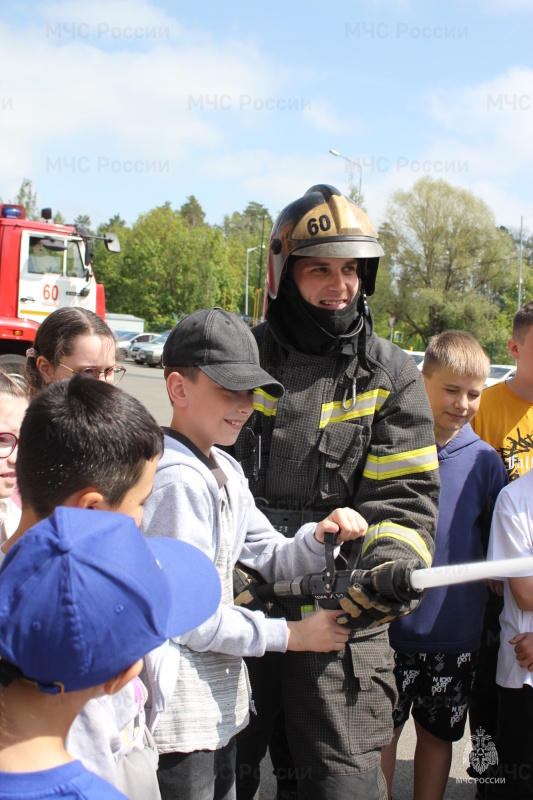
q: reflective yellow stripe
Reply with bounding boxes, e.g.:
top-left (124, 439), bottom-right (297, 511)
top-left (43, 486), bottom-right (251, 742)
top-left (253, 389), bottom-right (278, 417)
top-left (362, 522), bottom-right (432, 567)
top-left (319, 389), bottom-right (390, 429)
top-left (363, 445), bottom-right (438, 480)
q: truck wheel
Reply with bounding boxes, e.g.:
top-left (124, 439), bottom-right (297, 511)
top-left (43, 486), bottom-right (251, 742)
top-left (0, 354), bottom-right (27, 381)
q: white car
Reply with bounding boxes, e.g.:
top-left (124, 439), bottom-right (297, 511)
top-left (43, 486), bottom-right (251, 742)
top-left (116, 332), bottom-right (159, 360)
top-left (484, 364), bottom-right (516, 388)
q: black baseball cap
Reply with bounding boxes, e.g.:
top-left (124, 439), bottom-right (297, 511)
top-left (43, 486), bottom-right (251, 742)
top-left (163, 309), bottom-right (284, 398)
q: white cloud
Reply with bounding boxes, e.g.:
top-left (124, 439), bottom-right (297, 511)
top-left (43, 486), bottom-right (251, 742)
top-left (39, 0), bottom-right (180, 36)
top-left (0, 0), bottom-right (359, 206)
top-left (364, 66), bottom-right (533, 227)
top-left (429, 67), bottom-right (533, 168)
top-left (0, 1), bottom-right (288, 194)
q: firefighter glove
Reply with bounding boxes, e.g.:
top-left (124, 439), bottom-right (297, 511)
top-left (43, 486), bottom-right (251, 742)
top-left (336, 560), bottom-right (424, 630)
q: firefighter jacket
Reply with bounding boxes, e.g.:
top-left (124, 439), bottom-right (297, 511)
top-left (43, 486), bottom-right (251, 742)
top-left (233, 325), bottom-right (440, 573)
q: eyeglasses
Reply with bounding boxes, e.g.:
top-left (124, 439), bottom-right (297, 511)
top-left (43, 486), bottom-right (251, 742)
top-left (59, 364), bottom-right (126, 385)
top-left (0, 432), bottom-right (18, 460)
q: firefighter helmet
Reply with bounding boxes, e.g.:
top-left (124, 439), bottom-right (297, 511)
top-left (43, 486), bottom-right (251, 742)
top-left (267, 184), bottom-right (384, 299)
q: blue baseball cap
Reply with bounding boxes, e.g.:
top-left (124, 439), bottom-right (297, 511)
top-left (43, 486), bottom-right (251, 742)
top-left (0, 507), bottom-right (221, 694)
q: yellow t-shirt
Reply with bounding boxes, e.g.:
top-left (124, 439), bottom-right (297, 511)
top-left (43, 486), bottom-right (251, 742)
top-left (471, 380), bottom-right (533, 480)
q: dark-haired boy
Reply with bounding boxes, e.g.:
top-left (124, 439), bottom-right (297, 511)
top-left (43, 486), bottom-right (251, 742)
top-left (1, 376), bottom-right (165, 798)
top-left (141, 308), bottom-right (368, 800)
top-left (0, 506), bottom-right (221, 800)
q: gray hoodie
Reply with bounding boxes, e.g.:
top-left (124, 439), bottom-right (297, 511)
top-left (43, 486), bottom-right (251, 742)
top-left (141, 434), bottom-right (329, 750)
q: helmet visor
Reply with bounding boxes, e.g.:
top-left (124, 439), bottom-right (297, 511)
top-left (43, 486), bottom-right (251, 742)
top-left (291, 239), bottom-right (384, 260)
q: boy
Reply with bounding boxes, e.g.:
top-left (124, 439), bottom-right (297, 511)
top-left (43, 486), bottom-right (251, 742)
top-left (0, 506), bottom-right (221, 799)
top-left (1, 376), bottom-right (165, 797)
top-left (470, 300), bottom-right (533, 794)
top-left (486, 471), bottom-right (533, 799)
top-left (141, 308), bottom-right (368, 800)
top-left (381, 331), bottom-right (507, 800)
top-left (472, 301), bottom-right (533, 480)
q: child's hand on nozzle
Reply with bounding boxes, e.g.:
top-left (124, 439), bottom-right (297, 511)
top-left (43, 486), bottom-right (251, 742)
top-left (286, 608), bottom-right (350, 653)
top-left (314, 507), bottom-right (368, 544)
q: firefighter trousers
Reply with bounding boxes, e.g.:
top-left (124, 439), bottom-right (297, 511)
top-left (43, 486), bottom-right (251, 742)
top-left (236, 630), bottom-right (396, 800)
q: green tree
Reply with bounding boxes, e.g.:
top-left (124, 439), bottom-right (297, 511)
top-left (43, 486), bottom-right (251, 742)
top-left (96, 214), bottom-right (128, 238)
top-left (180, 195), bottom-right (206, 228)
top-left (222, 202), bottom-right (272, 315)
top-left (381, 177), bottom-right (517, 359)
top-left (74, 214), bottom-right (93, 234)
top-left (15, 178), bottom-right (39, 220)
top-left (95, 206), bottom-right (232, 330)
top-left (367, 222), bottom-right (398, 340)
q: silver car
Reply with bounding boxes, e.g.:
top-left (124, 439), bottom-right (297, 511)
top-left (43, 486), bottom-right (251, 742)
top-left (136, 331), bottom-right (171, 367)
top-left (117, 332), bottom-right (159, 360)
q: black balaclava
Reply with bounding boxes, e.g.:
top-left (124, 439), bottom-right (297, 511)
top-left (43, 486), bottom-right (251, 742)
top-left (266, 259), bottom-right (371, 360)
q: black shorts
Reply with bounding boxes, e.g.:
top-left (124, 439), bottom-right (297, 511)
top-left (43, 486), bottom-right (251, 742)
top-left (393, 650), bottom-right (477, 742)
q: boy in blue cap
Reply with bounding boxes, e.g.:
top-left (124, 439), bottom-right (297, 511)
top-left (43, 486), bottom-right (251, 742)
top-left (1, 376), bottom-right (192, 798)
top-left (0, 506), bottom-right (220, 799)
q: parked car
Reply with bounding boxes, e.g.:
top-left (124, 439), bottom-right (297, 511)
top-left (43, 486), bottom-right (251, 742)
top-left (484, 364), bottom-right (516, 388)
top-left (136, 331), bottom-right (171, 367)
top-left (131, 333), bottom-right (164, 361)
top-left (117, 332), bottom-right (159, 360)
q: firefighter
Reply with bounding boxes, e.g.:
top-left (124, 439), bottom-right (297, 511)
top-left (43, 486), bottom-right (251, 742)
top-left (234, 185), bottom-right (440, 800)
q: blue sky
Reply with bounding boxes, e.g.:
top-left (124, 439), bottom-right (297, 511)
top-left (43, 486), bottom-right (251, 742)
top-left (1, 0), bottom-right (532, 235)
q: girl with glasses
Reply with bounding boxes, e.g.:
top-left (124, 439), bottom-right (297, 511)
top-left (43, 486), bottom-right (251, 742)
top-left (25, 307), bottom-right (126, 397)
top-left (0, 369), bottom-right (28, 545)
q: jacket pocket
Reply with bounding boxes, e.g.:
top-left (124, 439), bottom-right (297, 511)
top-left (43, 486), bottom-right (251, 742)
top-left (318, 421), bottom-right (370, 502)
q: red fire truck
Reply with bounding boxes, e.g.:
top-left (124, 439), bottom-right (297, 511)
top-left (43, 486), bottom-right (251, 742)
top-left (0, 204), bottom-right (120, 373)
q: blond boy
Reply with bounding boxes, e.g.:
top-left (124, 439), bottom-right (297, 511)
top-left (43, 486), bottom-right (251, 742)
top-left (382, 331), bottom-right (507, 800)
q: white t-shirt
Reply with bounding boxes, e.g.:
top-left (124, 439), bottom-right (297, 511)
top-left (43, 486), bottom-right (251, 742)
top-left (488, 469), bottom-right (533, 689)
top-left (0, 497), bottom-right (21, 546)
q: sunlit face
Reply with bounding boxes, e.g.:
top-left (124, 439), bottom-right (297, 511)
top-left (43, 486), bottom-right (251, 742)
top-left (102, 456), bottom-right (159, 528)
top-left (292, 256), bottom-right (360, 310)
top-left (0, 395), bottom-right (28, 499)
top-left (509, 327), bottom-right (533, 384)
top-left (423, 366), bottom-right (484, 446)
top-left (39, 335), bottom-right (117, 384)
top-left (180, 371), bottom-right (254, 457)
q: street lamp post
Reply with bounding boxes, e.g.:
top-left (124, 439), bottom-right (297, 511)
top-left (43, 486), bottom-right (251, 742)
top-left (518, 215), bottom-right (524, 312)
top-left (246, 245), bottom-right (265, 317)
top-left (329, 149), bottom-right (362, 204)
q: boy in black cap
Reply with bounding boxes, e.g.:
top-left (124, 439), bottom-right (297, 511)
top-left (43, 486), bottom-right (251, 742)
top-left (0, 506), bottom-right (221, 800)
top-left (141, 308), bottom-right (368, 800)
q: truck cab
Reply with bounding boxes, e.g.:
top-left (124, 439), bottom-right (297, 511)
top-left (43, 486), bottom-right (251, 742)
top-left (0, 204), bottom-right (119, 374)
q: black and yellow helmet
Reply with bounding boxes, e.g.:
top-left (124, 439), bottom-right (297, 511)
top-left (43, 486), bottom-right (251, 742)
top-left (267, 184), bottom-right (384, 299)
